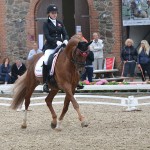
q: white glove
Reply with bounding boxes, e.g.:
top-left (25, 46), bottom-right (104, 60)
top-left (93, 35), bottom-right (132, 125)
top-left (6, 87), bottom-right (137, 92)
top-left (56, 41), bottom-right (62, 46)
top-left (63, 40), bottom-right (68, 46)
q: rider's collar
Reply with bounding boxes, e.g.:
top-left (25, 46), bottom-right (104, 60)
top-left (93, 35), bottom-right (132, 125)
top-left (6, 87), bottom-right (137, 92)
top-left (49, 17), bottom-right (56, 26)
top-left (49, 17), bottom-right (56, 21)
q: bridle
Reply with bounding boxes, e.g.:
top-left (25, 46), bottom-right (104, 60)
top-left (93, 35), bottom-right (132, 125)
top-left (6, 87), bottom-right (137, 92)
top-left (71, 46), bottom-right (89, 68)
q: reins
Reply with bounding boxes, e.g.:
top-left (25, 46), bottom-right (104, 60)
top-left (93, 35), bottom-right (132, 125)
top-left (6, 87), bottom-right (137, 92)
top-left (71, 46), bottom-right (89, 68)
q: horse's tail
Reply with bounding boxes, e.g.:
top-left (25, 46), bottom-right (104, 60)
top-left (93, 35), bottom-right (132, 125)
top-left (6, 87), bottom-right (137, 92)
top-left (10, 71), bottom-right (28, 110)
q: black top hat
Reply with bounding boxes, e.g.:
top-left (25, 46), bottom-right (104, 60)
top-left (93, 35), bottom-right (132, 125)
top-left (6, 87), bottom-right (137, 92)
top-left (47, 4), bottom-right (58, 14)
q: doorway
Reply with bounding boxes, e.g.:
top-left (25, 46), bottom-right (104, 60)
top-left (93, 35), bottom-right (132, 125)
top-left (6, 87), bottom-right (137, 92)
top-left (62, 0), bottom-right (75, 38)
top-left (36, 0), bottom-right (90, 42)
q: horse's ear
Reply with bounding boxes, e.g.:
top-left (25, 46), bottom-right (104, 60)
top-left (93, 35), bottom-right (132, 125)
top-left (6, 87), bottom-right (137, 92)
top-left (77, 41), bottom-right (87, 49)
top-left (86, 41), bottom-right (93, 47)
top-left (77, 41), bottom-right (92, 51)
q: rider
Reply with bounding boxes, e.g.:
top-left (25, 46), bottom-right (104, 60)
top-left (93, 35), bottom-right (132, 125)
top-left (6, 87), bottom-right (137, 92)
top-left (43, 4), bottom-right (69, 92)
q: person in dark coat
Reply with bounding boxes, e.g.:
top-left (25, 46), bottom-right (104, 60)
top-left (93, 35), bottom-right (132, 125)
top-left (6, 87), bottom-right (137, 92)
top-left (82, 51), bottom-right (94, 82)
top-left (0, 57), bottom-right (11, 84)
top-left (42, 4), bottom-right (69, 92)
top-left (137, 40), bottom-right (150, 81)
top-left (11, 60), bottom-right (26, 83)
top-left (121, 38), bottom-right (138, 82)
top-left (43, 4), bottom-right (69, 62)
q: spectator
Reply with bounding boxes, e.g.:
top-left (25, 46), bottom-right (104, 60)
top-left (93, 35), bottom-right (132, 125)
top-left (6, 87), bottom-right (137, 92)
top-left (76, 31), bottom-right (88, 43)
top-left (82, 50), bottom-right (94, 82)
top-left (137, 40), bottom-right (150, 81)
top-left (11, 60), bottom-right (26, 83)
top-left (27, 42), bottom-right (43, 60)
top-left (121, 38), bottom-right (138, 82)
top-left (0, 57), bottom-right (11, 84)
top-left (90, 32), bottom-right (104, 70)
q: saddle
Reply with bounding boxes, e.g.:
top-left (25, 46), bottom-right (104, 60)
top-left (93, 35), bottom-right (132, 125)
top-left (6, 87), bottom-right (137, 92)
top-left (43, 44), bottom-right (65, 82)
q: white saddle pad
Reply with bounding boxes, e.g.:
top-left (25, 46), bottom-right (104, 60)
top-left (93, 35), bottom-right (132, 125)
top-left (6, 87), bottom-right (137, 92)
top-left (34, 56), bottom-right (44, 77)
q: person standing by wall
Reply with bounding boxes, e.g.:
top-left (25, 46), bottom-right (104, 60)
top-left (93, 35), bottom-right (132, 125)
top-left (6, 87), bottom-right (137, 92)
top-left (82, 50), bottom-right (94, 82)
top-left (27, 42), bottom-right (43, 60)
top-left (121, 38), bottom-right (138, 82)
top-left (90, 32), bottom-right (104, 70)
top-left (137, 40), bottom-right (150, 81)
top-left (76, 31), bottom-right (88, 43)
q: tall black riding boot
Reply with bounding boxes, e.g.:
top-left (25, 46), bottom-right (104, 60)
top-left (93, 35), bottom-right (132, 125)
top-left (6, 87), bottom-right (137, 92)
top-left (42, 62), bottom-right (49, 93)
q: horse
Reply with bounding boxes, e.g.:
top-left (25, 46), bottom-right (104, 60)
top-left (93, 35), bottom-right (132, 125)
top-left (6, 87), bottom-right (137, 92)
top-left (130, 1), bottom-right (148, 18)
top-left (10, 35), bottom-right (92, 131)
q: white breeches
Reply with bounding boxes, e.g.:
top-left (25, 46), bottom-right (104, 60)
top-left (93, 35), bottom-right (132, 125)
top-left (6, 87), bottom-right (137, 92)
top-left (43, 48), bottom-right (56, 65)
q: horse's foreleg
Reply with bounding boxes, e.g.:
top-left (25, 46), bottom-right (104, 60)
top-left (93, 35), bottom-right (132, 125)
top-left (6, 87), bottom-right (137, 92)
top-left (71, 96), bottom-right (88, 127)
top-left (59, 97), bottom-right (70, 120)
top-left (45, 89), bottom-right (59, 129)
top-left (65, 90), bottom-right (88, 128)
top-left (55, 97), bottom-right (70, 131)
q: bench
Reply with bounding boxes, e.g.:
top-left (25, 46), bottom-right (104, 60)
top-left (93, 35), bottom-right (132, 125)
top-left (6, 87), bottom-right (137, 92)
top-left (93, 69), bottom-right (119, 78)
top-left (93, 57), bottom-right (119, 78)
top-left (93, 76), bottom-right (130, 82)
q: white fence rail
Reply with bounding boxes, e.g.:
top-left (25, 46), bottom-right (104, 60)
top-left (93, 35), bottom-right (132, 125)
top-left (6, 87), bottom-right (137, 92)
top-left (1, 95), bottom-right (150, 111)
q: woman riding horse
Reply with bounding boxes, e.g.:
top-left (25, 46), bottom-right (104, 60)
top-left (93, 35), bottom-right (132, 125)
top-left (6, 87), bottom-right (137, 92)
top-left (10, 35), bottom-right (92, 131)
top-left (42, 4), bottom-right (69, 92)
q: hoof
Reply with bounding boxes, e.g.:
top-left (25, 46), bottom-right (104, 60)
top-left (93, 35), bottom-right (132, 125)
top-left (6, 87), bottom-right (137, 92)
top-left (51, 122), bottom-right (57, 129)
top-left (21, 124), bottom-right (27, 129)
top-left (81, 121), bottom-right (88, 128)
top-left (55, 127), bottom-right (62, 132)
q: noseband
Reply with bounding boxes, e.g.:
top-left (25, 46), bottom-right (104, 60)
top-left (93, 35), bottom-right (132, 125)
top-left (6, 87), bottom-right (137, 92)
top-left (71, 46), bottom-right (89, 68)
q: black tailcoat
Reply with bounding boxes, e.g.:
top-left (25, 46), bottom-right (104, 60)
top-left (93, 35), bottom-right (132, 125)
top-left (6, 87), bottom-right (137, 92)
top-left (43, 19), bottom-right (69, 50)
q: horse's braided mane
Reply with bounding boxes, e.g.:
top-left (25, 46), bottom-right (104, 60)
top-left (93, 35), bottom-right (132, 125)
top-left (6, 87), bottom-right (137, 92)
top-left (65, 34), bottom-right (82, 50)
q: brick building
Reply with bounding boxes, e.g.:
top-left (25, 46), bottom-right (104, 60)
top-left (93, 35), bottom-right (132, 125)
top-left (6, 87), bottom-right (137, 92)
top-left (0, 0), bottom-right (122, 67)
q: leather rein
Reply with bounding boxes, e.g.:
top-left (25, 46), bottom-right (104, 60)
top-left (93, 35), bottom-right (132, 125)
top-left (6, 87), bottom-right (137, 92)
top-left (71, 46), bottom-right (89, 68)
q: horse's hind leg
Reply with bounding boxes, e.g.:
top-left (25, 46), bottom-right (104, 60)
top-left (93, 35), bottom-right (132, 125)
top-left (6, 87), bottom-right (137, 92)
top-left (21, 83), bottom-right (38, 129)
top-left (58, 88), bottom-right (88, 129)
top-left (45, 89), bottom-right (59, 129)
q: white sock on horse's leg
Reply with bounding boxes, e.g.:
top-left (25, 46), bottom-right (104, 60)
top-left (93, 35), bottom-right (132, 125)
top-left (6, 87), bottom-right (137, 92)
top-left (17, 101), bottom-right (25, 111)
top-left (55, 120), bottom-right (62, 131)
top-left (21, 110), bottom-right (27, 128)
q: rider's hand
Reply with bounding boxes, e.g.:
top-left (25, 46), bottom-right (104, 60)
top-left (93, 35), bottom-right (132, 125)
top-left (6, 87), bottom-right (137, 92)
top-left (56, 41), bottom-right (62, 46)
top-left (63, 40), bottom-right (68, 46)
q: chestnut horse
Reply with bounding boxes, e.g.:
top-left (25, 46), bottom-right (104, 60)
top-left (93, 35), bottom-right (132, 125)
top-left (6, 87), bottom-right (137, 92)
top-left (10, 35), bottom-right (92, 131)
